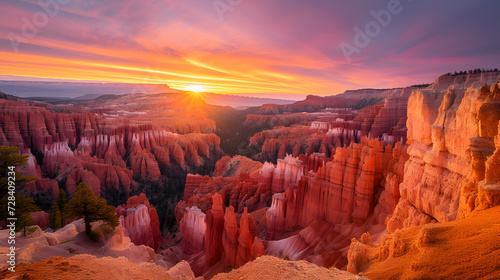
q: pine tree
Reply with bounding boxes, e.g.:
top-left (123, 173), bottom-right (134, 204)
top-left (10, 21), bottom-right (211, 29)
top-left (64, 182), bottom-right (119, 235)
top-left (0, 193), bottom-right (41, 234)
top-left (0, 146), bottom-right (40, 235)
top-left (50, 202), bottom-right (62, 230)
top-left (0, 146), bottom-right (35, 196)
top-left (56, 189), bottom-right (67, 226)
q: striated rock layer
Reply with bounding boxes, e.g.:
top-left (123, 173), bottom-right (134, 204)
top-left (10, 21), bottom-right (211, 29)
top-left (116, 194), bottom-right (163, 251)
top-left (271, 137), bottom-right (399, 235)
top-left (388, 78), bottom-right (500, 232)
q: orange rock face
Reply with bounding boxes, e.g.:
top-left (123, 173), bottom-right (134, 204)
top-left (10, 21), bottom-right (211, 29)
top-left (222, 206), bottom-right (261, 269)
top-left (205, 194), bottom-right (225, 266)
top-left (347, 205), bottom-right (500, 280)
top-left (176, 173), bottom-right (267, 223)
top-left (272, 138), bottom-right (398, 231)
top-left (389, 77), bottom-right (500, 232)
top-left (180, 206), bottom-right (207, 255)
top-left (116, 193), bottom-right (163, 251)
top-left (372, 142), bottom-right (409, 225)
top-left (213, 155), bottom-right (263, 178)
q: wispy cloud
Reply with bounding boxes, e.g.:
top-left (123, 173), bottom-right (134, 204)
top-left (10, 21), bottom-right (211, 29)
top-left (0, 0), bottom-right (498, 96)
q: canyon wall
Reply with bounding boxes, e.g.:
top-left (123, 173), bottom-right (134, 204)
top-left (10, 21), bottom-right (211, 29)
top-left (387, 79), bottom-right (500, 232)
top-left (346, 74), bottom-right (500, 275)
top-left (264, 137), bottom-right (399, 240)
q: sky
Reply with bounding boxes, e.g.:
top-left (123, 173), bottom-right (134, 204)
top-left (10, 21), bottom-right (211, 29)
top-left (0, 0), bottom-right (499, 99)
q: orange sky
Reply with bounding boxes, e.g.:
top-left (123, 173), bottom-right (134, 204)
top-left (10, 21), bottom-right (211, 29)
top-left (0, 0), bottom-right (498, 99)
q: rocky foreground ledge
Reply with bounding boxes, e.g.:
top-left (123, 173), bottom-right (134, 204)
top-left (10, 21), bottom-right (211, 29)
top-left (0, 254), bottom-right (364, 280)
top-left (0, 254), bottom-right (180, 280)
top-left (212, 255), bottom-right (366, 280)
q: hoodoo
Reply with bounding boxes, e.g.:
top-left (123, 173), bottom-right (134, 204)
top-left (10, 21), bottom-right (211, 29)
top-left (0, 2), bottom-right (498, 277)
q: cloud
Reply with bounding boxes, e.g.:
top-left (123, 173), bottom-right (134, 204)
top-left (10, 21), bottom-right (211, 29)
top-left (0, 0), bottom-right (498, 96)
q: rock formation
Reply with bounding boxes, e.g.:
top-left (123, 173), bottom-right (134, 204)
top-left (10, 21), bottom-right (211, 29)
top-left (0, 95), bottom-right (224, 217)
top-left (388, 79), bottom-right (500, 232)
top-left (243, 113), bottom-right (316, 130)
top-left (180, 206), bottom-right (207, 255)
top-left (5, 71), bottom-right (500, 279)
top-left (222, 206), bottom-right (261, 269)
top-left (176, 173), bottom-right (266, 223)
top-left (116, 194), bottom-right (163, 251)
top-left (249, 100), bottom-right (410, 164)
top-left (204, 194), bottom-right (225, 266)
top-left (372, 141), bottom-right (409, 225)
top-left (347, 204), bottom-right (500, 279)
top-left (213, 155), bottom-right (263, 178)
top-left (269, 138), bottom-right (397, 233)
top-left (260, 155), bottom-right (305, 194)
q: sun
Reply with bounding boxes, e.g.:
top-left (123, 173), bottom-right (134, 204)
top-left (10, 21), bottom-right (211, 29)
top-left (186, 84), bottom-right (205, 93)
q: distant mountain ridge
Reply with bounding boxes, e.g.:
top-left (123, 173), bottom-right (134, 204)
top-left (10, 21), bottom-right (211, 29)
top-left (0, 81), bottom-right (297, 109)
top-left (201, 92), bottom-right (295, 109)
top-left (0, 81), bottom-right (170, 98)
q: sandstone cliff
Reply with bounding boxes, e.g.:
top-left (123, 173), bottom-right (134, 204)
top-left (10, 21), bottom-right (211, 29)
top-left (387, 79), bottom-right (500, 232)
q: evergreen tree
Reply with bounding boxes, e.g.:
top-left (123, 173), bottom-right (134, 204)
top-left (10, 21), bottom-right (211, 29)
top-left (49, 202), bottom-right (62, 230)
top-left (17, 194), bottom-right (40, 233)
top-left (56, 189), bottom-right (67, 226)
top-left (0, 146), bottom-right (40, 235)
top-left (0, 193), bottom-right (41, 234)
top-left (0, 146), bottom-right (35, 196)
top-left (64, 182), bottom-right (119, 235)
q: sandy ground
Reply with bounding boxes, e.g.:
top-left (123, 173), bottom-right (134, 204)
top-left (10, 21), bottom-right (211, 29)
top-left (358, 205), bottom-right (500, 279)
top-left (212, 255), bottom-right (367, 280)
top-left (0, 254), bottom-right (177, 280)
top-left (0, 229), bottom-right (154, 271)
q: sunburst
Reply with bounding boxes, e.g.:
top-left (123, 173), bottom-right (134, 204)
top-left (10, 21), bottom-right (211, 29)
top-left (186, 84), bottom-right (205, 93)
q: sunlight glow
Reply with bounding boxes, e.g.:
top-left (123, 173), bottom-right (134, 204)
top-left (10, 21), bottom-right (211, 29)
top-left (186, 84), bottom-right (205, 93)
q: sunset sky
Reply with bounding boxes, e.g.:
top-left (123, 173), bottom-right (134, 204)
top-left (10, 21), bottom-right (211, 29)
top-left (0, 0), bottom-right (499, 99)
